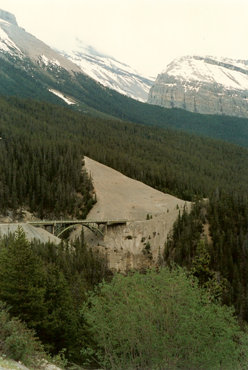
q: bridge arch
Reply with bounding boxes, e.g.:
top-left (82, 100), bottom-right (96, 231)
top-left (56, 223), bottom-right (104, 238)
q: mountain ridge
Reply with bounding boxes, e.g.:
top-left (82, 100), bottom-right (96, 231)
top-left (0, 10), bottom-right (80, 72)
top-left (1, 10), bottom-right (248, 149)
top-left (60, 40), bottom-right (154, 101)
top-left (0, 9), bottom-right (18, 26)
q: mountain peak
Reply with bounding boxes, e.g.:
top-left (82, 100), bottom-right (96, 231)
top-left (0, 9), bottom-right (18, 26)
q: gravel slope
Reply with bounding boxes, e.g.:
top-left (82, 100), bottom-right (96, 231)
top-left (84, 156), bottom-right (190, 221)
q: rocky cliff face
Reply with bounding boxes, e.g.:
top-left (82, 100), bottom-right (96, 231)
top-left (148, 56), bottom-right (248, 118)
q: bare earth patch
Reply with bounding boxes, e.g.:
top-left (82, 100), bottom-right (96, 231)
top-left (84, 156), bottom-right (190, 221)
top-left (81, 157), bottom-right (191, 272)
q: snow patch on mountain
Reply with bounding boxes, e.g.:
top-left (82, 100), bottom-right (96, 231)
top-left (148, 55), bottom-right (248, 118)
top-left (48, 89), bottom-right (76, 105)
top-left (0, 11), bottom-right (81, 73)
top-left (164, 56), bottom-right (248, 91)
top-left (40, 54), bottom-right (61, 67)
top-left (0, 10), bottom-right (153, 102)
top-left (61, 41), bottom-right (154, 102)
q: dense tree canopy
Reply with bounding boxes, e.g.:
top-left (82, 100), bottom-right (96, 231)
top-left (165, 194), bottom-right (248, 321)
top-left (0, 230), bottom-right (109, 364)
top-left (1, 96), bottom-right (248, 218)
top-left (83, 268), bottom-right (248, 369)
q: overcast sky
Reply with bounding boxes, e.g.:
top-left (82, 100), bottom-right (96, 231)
top-left (1, 0), bottom-right (248, 76)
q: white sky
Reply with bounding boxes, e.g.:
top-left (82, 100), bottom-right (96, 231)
top-left (1, 0), bottom-right (248, 76)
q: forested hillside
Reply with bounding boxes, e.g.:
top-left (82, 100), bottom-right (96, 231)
top-left (0, 97), bottom-right (95, 218)
top-left (1, 96), bottom-right (248, 214)
top-left (1, 55), bottom-right (248, 148)
top-left (164, 194), bottom-right (248, 321)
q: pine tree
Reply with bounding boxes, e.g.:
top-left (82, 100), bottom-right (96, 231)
top-left (38, 263), bottom-right (79, 357)
top-left (0, 228), bottom-right (46, 328)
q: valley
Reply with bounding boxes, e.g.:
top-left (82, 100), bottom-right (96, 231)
top-left (0, 6), bottom-right (248, 369)
top-left (0, 156), bottom-right (190, 272)
top-left (1, 11), bottom-right (248, 149)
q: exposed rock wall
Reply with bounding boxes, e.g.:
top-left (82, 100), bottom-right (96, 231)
top-left (84, 209), bottom-right (189, 272)
top-left (0, 10), bottom-right (18, 26)
top-left (148, 56), bottom-right (248, 118)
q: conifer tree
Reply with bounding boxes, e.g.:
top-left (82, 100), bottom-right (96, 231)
top-left (0, 228), bottom-right (46, 328)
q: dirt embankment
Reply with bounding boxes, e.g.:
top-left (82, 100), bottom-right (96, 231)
top-left (75, 157), bottom-right (191, 272)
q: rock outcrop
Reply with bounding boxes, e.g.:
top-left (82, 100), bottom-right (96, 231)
top-left (148, 55), bottom-right (248, 118)
top-left (0, 9), bottom-right (18, 26)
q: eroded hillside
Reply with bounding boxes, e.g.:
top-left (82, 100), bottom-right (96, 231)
top-left (73, 157), bottom-right (191, 271)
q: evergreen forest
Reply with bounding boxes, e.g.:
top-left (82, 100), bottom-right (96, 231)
top-left (2, 56), bottom-right (248, 148)
top-left (1, 95), bottom-right (248, 212)
top-left (0, 95), bottom-right (248, 368)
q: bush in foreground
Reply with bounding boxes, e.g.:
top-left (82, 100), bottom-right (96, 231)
top-left (83, 268), bottom-right (248, 369)
top-left (0, 301), bottom-right (44, 367)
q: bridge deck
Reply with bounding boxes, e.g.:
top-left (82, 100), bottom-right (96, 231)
top-left (28, 219), bottom-right (129, 227)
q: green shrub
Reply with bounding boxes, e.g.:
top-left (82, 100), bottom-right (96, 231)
top-left (83, 267), bottom-right (248, 369)
top-left (0, 301), bottom-right (44, 367)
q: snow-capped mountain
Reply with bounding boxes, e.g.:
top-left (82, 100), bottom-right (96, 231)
top-left (0, 9), bottom-right (86, 106)
top-left (0, 9), bottom-right (80, 73)
top-left (61, 41), bottom-right (154, 102)
top-left (0, 9), bottom-right (160, 122)
top-left (0, 10), bottom-right (21, 56)
top-left (0, 9), bottom-right (153, 103)
top-left (148, 55), bottom-right (248, 118)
